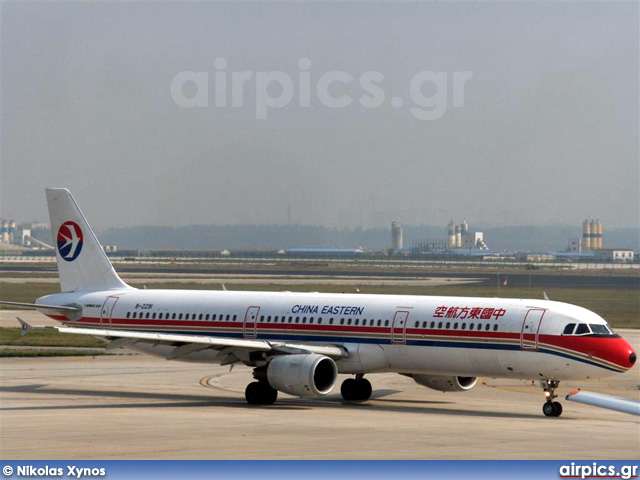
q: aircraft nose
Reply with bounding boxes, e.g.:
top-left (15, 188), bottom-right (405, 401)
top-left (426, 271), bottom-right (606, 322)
top-left (630, 351), bottom-right (637, 366)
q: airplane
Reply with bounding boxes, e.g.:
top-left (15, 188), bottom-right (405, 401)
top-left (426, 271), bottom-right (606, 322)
top-left (2, 188), bottom-right (636, 417)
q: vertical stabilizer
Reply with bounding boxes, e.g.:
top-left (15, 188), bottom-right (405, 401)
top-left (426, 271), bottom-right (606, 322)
top-left (46, 188), bottom-right (132, 293)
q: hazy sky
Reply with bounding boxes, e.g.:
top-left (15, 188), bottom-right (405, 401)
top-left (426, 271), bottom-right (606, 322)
top-left (2, 1), bottom-right (638, 229)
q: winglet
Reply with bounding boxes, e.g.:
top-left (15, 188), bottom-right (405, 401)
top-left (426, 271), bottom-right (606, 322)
top-left (543, 292), bottom-right (550, 301)
top-left (17, 317), bottom-right (31, 337)
top-left (221, 283), bottom-right (227, 291)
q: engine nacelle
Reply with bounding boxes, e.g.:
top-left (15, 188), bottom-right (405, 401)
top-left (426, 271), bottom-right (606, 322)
top-left (411, 374), bottom-right (478, 392)
top-left (267, 354), bottom-right (338, 397)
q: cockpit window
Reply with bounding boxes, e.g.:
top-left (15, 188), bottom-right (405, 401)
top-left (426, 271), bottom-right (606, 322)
top-left (574, 323), bottom-right (591, 335)
top-left (562, 323), bottom-right (576, 335)
top-left (590, 324), bottom-right (613, 335)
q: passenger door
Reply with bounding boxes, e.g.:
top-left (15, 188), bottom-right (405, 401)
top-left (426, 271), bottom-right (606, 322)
top-left (520, 308), bottom-right (546, 350)
top-left (391, 310), bottom-right (409, 344)
top-left (100, 296), bottom-right (119, 328)
top-left (243, 306), bottom-right (260, 338)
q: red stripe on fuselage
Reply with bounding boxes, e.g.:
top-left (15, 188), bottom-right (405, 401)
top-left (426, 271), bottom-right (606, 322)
top-left (46, 314), bottom-right (634, 370)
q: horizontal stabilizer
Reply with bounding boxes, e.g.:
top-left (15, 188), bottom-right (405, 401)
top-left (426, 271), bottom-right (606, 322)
top-left (0, 301), bottom-right (81, 312)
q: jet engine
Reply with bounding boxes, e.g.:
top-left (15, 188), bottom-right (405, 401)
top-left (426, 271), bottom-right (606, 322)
top-left (267, 354), bottom-right (338, 397)
top-left (410, 374), bottom-right (478, 392)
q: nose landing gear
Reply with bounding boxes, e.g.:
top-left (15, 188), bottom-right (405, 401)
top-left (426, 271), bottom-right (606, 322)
top-left (541, 380), bottom-right (563, 417)
top-left (341, 374), bottom-right (373, 402)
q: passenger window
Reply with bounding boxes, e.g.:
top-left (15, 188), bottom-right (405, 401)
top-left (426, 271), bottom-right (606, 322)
top-left (132, 312), bottom-right (137, 319)
top-left (414, 321), bottom-right (419, 328)
top-left (446, 322), bottom-right (450, 329)
top-left (233, 315), bottom-right (237, 321)
top-left (158, 313), bottom-right (162, 320)
top-left (178, 314), bottom-right (183, 320)
top-left (347, 319), bottom-right (352, 325)
top-left (340, 319), bottom-right (345, 325)
top-left (199, 314), bottom-right (203, 320)
top-left (172, 313), bottom-right (176, 320)
top-left (330, 318), bottom-right (335, 325)
top-left (453, 323), bottom-right (458, 329)
top-left (469, 323), bottom-right (474, 330)
top-left (310, 318), bottom-right (314, 324)
top-left (575, 324), bottom-right (590, 335)
top-left (205, 314), bottom-right (209, 320)
top-left (302, 318), bottom-right (307, 324)
top-left (438, 322), bottom-right (442, 329)
top-left (493, 324), bottom-right (498, 331)
top-left (126, 312), bottom-right (131, 319)
top-left (295, 318), bottom-right (300, 324)
top-left (562, 323), bottom-right (576, 335)
top-left (260, 315), bottom-right (265, 322)
top-left (485, 324), bottom-right (490, 331)
top-left (152, 313), bottom-right (156, 320)
top-left (462, 323), bottom-right (466, 329)
top-left (430, 321), bottom-right (435, 328)
top-left (384, 320), bottom-right (389, 327)
top-left (422, 321), bottom-right (427, 328)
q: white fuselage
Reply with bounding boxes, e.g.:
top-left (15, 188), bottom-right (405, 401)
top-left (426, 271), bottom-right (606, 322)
top-left (39, 288), bottom-right (632, 381)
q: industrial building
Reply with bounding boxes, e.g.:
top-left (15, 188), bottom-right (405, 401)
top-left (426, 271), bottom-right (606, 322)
top-left (593, 248), bottom-right (634, 263)
top-left (566, 219), bottom-right (605, 253)
top-left (0, 219), bottom-right (50, 248)
top-left (447, 220), bottom-right (488, 250)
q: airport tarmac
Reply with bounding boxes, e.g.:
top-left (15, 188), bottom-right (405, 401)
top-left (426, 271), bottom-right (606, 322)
top-left (0, 311), bottom-right (638, 459)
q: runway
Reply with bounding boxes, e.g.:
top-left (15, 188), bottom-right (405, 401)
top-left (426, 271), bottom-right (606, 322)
top-left (1, 314), bottom-right (638, 459)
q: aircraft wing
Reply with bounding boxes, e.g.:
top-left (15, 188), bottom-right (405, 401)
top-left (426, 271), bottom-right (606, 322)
top-left (16, 319), bottom-right (348, 360)
top-left (565, 390), bottom-right (640, 416)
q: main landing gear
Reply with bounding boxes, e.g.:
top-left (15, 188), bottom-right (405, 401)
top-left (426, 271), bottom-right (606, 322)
top-left (245, 381), bottom-right (278, 405)
top-left (341, 374), bottom-right (372, 402)
top-left (541, 380), bottom-right (563, 417)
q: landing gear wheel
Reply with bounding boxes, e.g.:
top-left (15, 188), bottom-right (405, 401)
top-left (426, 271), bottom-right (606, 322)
top-left (540, 380), bottom-right (562, 417)
top-left (543, 402), bottom-right (554, 417)
top-left (341, 378), bottom-right (358, 401)
top-left (543, 401), bottom-right (563, 417)
top-left (245, 381), bottom-right (278, 405)
top-left (357, 378), bottom-right (373, 401)
top-left (341, 377), bottom-right (372, 402)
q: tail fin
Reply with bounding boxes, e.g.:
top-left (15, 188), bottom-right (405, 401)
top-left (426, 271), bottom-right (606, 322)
top-left (46, 188), bottom-right (132, 293)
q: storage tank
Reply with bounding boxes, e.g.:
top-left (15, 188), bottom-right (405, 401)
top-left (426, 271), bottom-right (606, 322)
top-left (582, 219), bottom-right (591, 252)
top-left (455, 224), bottom-right (462, 249)
top-left (590, 220), bottom-right (597, 251)
top-left (391, 222), bottom-right (403, 250)
top-left (8, 220), bottom-right (16, 243)
top-left (596, 220), bottom-right (603, 250)
top-left (447, 220), bottom-right (456, 249)
top-left (1, 219), bottom-right (8, 243)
